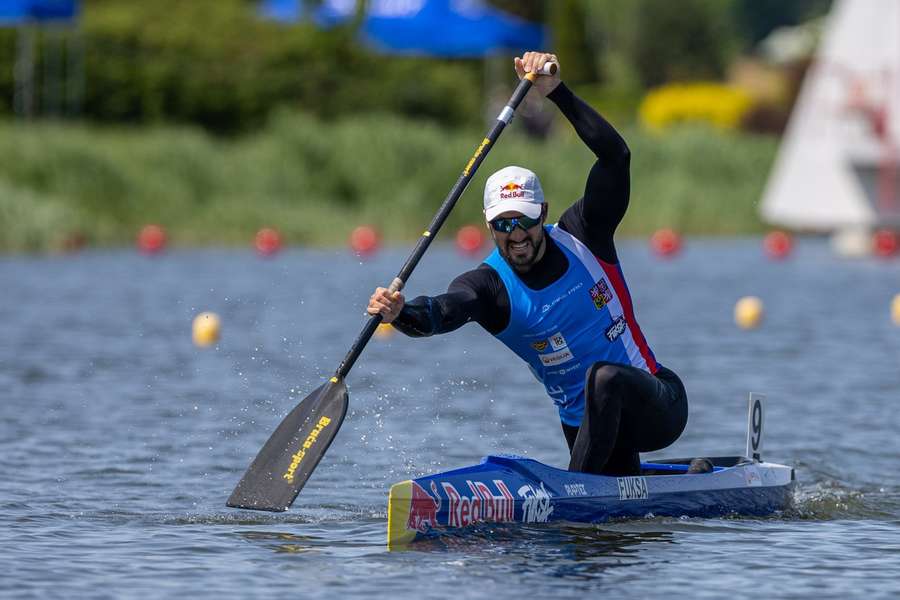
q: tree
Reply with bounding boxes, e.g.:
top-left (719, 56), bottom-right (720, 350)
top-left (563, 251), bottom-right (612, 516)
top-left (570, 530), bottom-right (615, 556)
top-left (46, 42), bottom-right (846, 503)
top-left (629, 0), bottom-right (738, 87)
top-left (732, 0), bottom-right (832, 47)
top-left (549, 0), bottom-right (596, 85)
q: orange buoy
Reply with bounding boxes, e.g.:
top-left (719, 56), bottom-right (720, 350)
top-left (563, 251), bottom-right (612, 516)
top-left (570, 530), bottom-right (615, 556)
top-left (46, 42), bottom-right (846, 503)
top-left (137, 224), bottom-right (167, 254)
top-left (456, 225), bottom-right (485, 256)
top-left (873, 229), bottom-right (899, 258)
top-left (650, 228), bottom-right (682, 258)
top-left (763, 230), bottom-right (793, 260)
top-left (350, 225), bottom-right (380, 257)
top-left (255, 227), bottom-right (282, 257)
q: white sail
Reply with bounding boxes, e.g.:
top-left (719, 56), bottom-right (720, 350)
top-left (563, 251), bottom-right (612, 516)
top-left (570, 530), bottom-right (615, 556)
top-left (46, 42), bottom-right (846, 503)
top-left (760, 0), bottom-right (900, 231)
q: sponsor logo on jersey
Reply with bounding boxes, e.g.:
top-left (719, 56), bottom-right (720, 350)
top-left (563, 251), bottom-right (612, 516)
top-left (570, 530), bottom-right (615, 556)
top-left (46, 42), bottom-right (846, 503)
top-left (589, 280), bottom-right (613, 310)
top-left (546, 385), bottom-right (570, 407)
top-left (617, 476), bottom-right (649, 500)
top-left (530, 339), bottom-right (548, 352)
top-left (605, 316), bottom-right (627, 342)
top-left (539, 347), bottom-right (574, 367)
top-left (546, 361), bottom-right (582, 376)
top-left (541, 282), bottom-right (583, 313)
top-left (549, 332), bottom-right (568, 351)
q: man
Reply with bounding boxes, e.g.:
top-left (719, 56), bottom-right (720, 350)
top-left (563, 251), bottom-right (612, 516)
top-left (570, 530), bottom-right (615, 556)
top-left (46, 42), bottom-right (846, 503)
top-left (367, 52), bottom-right (688, 476)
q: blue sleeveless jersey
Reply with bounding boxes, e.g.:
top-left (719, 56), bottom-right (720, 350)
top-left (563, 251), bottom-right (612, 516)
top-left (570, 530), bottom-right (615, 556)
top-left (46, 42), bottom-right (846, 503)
top-left (484, 225), bottom-right (658, 426)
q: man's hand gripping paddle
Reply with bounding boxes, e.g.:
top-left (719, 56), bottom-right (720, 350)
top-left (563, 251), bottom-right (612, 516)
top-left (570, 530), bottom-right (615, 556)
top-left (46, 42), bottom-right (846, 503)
top-left (227, 63), bottom-right (558, 512)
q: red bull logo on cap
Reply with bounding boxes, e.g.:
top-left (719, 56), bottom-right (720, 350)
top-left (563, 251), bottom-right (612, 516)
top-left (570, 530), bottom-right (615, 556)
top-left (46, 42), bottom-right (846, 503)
top-left (499, 182), bottom-right (527, 200)
top-left (407, 481), bottom-right (442, 533)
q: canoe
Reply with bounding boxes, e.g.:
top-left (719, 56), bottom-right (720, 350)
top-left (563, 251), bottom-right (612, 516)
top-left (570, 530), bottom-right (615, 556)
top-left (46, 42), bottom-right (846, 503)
top-left (387, 454), bottom-right (795, 547)
top-left (387, 394), bottom-right (793, 547)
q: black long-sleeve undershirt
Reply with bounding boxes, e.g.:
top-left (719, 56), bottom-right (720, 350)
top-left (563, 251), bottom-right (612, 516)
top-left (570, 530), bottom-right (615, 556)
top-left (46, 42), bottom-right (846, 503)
top-left (392, 82), bottom-right (630, 338)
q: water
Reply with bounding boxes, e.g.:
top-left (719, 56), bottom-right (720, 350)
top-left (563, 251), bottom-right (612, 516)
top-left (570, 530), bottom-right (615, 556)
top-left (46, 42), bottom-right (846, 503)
top-left (2, 239), bottom-right (899, 599)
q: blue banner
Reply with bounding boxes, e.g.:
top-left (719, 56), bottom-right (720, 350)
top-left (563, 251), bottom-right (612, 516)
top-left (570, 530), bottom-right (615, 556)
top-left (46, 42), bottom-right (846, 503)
top-left (258, 0), bottom-right (304, 23)
top-left (260, 0), bottom-right (545, 58)
top-left (0, 0), bottom-right (79, 24)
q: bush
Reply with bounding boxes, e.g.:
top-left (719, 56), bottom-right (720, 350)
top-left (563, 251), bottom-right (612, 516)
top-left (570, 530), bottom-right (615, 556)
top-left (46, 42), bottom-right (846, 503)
top-left (624, 125), bottom-right (777, 235)
top-left (585, 0), bottom-right (739, 92)
top-left (0, 181), bottom-right (86, 252)
top-left (0, 111), bottom-right (778, 252)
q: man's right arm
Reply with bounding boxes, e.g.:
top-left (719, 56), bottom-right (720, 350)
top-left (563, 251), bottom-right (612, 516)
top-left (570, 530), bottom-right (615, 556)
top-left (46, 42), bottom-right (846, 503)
top-left (391, 266), bottom-right (509, 337)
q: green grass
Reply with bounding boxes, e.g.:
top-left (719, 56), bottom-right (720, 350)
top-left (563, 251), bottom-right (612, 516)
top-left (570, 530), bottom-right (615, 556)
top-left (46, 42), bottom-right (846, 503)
top-left (0, 113), bottom-right (778, 252)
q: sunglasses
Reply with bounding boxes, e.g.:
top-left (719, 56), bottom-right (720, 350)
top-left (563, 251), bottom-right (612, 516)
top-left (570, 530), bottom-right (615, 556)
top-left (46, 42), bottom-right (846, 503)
top-left (489, 215), bottom-right (542, 233)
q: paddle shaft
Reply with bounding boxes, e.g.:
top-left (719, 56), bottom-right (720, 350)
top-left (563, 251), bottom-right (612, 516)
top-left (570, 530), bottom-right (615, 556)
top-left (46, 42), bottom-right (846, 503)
top-left (334, 67), bottom-right (553, 380)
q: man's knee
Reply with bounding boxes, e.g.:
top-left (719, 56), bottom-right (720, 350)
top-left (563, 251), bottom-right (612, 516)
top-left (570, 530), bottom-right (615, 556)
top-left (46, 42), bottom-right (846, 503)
top-left (584, 362), bottom-right (626, 417)
top-left (587, 361), bottom-right (625, 394)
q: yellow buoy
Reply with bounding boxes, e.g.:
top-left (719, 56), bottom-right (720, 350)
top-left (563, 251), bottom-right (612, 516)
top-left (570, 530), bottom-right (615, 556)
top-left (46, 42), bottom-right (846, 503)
top-left (192, 312), bottom-right (221, 347)
top-left (375, 323), bottom-right (394, 339)
top-left (892, 294), bottom-right (900, 326)
top-left (735, 296), bottom-right (764, 330)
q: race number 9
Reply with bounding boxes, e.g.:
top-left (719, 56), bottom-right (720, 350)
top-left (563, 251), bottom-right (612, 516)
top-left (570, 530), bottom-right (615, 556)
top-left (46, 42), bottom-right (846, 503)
top-left (745, 393), bottom-right (765, 461)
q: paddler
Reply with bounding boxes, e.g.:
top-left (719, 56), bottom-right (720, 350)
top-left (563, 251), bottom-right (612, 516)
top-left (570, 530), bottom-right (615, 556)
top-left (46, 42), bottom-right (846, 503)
top-left (367, 52), bottom-right (688, 476)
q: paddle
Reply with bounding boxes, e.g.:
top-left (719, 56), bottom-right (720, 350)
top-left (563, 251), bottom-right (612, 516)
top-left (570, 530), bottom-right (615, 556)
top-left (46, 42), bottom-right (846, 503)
top-left (227, 63), bottom-right (558, 512)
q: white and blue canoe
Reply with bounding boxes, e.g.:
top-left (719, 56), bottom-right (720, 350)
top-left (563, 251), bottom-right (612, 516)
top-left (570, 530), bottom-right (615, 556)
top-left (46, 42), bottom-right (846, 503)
top-left (388, 394), bottom-right (795, 547)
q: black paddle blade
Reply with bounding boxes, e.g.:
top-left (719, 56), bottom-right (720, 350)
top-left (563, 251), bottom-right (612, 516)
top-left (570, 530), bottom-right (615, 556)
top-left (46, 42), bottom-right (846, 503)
top-left (227, 379), bottom-right (348, 511)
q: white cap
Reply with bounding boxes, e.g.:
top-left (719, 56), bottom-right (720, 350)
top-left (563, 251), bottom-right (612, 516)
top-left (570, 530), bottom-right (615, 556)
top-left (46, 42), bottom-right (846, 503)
top-left (483, 165), bottom-right (545, 222)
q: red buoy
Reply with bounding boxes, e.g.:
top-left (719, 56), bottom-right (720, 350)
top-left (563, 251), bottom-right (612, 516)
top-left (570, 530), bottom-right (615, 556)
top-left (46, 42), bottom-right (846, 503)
top-left (255, 227), bottom-right (282, 257)
top-left (456, 225), bottom-right (485, 256)
top-left (873, 229), bottom-right (899, 258)
top-left (763, 230), bottom-right (793, 260)
top-left (137, 224), bottom-right (167, 254)
top-left (650, 228), bottom-right (682, 258)
top-left (350, 225), bottom-right (380, 257)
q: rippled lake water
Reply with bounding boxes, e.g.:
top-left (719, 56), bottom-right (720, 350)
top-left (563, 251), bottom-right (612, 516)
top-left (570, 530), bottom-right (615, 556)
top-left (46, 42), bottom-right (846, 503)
top-left (2, 239), bottom-right (899, 599)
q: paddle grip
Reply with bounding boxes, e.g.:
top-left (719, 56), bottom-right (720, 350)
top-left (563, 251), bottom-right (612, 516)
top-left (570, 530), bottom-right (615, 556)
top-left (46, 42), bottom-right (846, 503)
top-left (524, 62), bottom-right (558, 83)
top-left (387, 277), bottom-right (404, 294)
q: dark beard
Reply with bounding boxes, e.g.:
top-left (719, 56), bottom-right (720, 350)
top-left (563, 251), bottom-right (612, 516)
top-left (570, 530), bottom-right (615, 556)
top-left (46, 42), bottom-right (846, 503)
top-left (501, 232), bottom-right (545, 273)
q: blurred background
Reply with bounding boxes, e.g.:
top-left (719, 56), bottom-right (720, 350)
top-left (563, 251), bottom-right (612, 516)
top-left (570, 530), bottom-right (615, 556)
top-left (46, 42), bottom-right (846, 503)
top-left (1, 0), bottom-right (842, 253)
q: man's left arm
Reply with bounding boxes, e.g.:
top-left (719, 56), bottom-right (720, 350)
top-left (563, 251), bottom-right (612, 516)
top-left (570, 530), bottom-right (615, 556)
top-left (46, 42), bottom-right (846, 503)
top-left (548, 83), bottom-right (630, 256)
